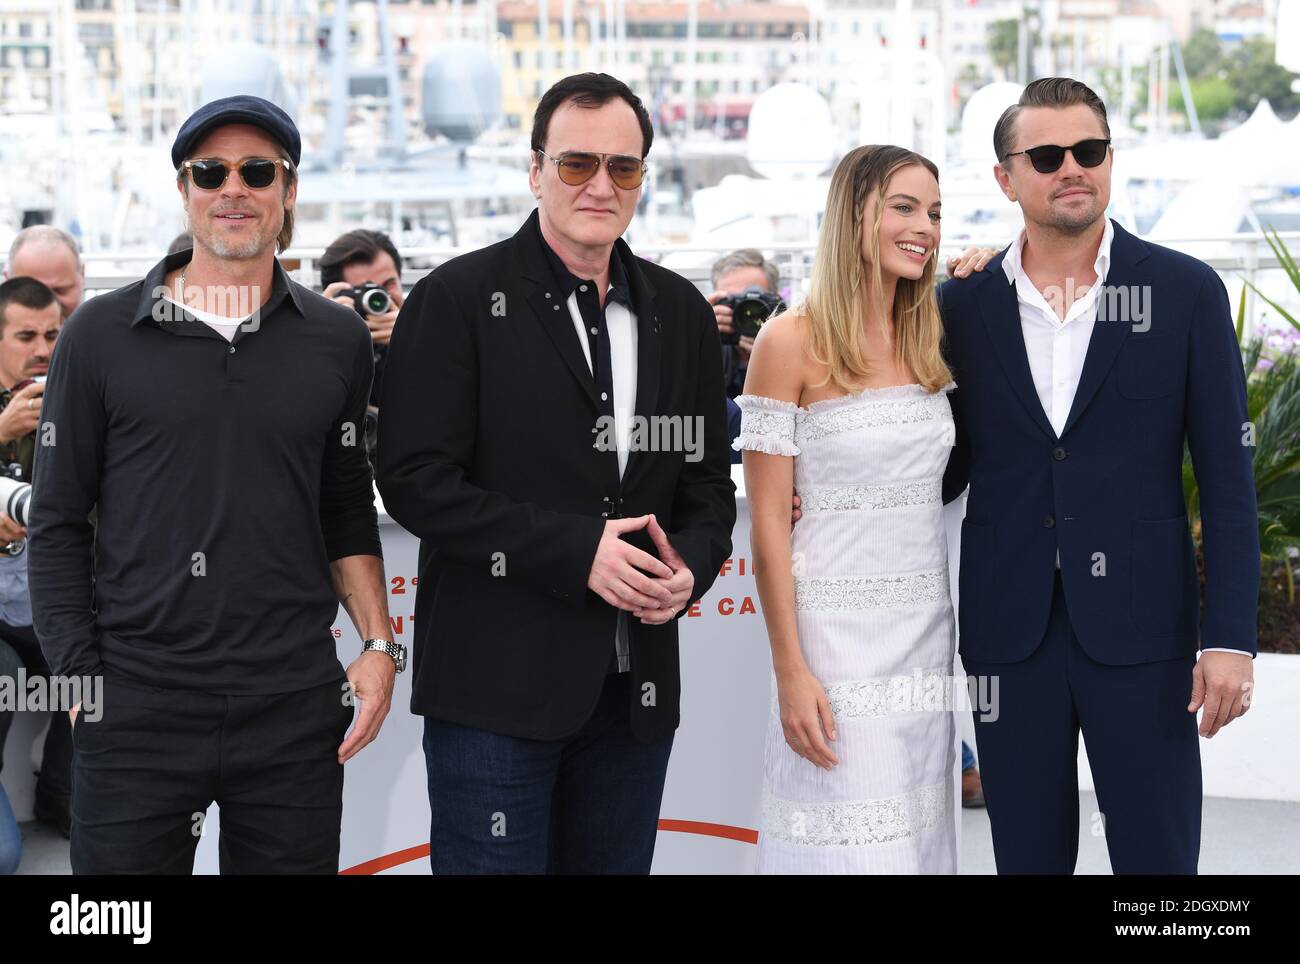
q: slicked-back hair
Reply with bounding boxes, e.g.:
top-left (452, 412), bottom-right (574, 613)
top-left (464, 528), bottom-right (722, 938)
top-left (531, 73), bottom-right (654, 159)
top-left (994, 77), bottom-right (1110, 164)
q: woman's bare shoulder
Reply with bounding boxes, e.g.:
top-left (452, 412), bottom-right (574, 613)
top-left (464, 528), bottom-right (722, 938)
top-left (744, 310), bottom-right (813, 399)
top-left (753, 308), bottom-right (810, 352)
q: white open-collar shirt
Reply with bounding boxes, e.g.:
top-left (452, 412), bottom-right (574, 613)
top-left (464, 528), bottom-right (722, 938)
top-left (1000, 219), bottom-right (1245, 656)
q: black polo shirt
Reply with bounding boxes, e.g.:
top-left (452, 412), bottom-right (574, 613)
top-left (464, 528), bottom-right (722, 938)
top-left (27, 249), bottom-right (381, 694)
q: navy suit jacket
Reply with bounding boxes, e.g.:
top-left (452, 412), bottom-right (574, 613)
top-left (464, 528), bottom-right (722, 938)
top-left (940, 219), bottom-right (1259, 664)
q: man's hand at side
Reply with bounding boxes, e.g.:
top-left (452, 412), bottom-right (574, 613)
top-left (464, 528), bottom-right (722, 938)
top-left (1189, 650), bottom-right (1253, 738)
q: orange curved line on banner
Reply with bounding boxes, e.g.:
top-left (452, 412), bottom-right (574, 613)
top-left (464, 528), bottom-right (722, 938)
top-left (656, 819), bottom-right (759, 844)
top-left (338, 820), bottom-right (759, 874)
top-left (340, 843), bottom-right (430, 875)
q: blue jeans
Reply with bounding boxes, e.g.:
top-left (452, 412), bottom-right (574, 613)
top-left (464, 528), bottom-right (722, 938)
top-left (0, 637), bottom-right (26, 871)
top-left (422, 670), bottom-right (675, 874)
top-left (961, 741), bottom-right (976, 772)
top-left (0, 784), bottom-right (19, 874)
top-left (0, 624), bottom-right (73, 804)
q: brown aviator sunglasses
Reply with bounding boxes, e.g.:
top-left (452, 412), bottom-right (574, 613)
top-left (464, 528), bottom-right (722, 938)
top-left (535, 150), bottom-right (648, 190)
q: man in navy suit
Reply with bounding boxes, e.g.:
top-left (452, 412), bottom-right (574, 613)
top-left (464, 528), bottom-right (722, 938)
top-left (940, 78), bottom-right (1258, 874)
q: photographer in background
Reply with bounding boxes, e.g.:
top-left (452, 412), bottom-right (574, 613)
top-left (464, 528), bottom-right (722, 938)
top-left (4, 226), bottom-right (85, 322)
top-left (706, 249), bottom-right (783, 400)
top-left (320, 230), bottom-right (404, 401)
top-left (0, 277), bottom-right (69, 838)
top-left (320, 230), bottom-right (405, 467)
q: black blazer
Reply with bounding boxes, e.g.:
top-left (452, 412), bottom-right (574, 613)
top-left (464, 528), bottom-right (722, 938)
top-left (377, 210), bottom-right (736, 742)
top-left (940, 220), bottom-right (1259, 664)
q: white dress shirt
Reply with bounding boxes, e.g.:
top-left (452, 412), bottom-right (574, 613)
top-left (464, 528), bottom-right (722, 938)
top-left (561, 276), bottom-right (639, 672)
top-left (1000, 221), bottom-right (1246, 656)
top-left (566, 283), bottom-right (638, 478)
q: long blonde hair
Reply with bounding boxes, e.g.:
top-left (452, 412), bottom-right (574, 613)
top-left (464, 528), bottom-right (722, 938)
top-left (800, 145), bottom-right (951, 394)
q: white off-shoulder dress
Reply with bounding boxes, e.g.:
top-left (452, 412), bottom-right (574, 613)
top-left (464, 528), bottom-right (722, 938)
top-left (733, 383), bottom-right (959, 874)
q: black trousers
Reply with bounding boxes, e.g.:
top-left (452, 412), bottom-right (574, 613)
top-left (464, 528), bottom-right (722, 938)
top-left (71, 671), bottom-right (354, 874)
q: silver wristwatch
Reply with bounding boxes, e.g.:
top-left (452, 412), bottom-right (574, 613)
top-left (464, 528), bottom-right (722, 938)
top-left (362, 638), bottom-right (407, 673)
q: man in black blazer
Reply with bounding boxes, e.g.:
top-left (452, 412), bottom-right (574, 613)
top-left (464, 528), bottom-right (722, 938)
top-left (377, 73), bottom-right (736, 874)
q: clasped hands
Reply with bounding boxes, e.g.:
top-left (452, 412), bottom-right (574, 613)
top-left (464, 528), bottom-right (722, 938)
top-left (586, 513), bottom-right (694, 626)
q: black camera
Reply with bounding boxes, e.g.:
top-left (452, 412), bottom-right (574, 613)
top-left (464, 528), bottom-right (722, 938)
top-left (717, 286), bottom-right (784, 344)
top-left (348, 283), bottom-right (393, 318)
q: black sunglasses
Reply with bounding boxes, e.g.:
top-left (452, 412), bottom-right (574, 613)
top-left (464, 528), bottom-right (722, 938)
top-left (535, 150), bottom-right (647, 190)
top-left (1002, 138), bottom-right (1111, 174)
top-left (181, 157), bottom-right (292, 191)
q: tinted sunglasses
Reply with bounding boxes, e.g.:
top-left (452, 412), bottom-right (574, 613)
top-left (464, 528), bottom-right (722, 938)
top-left (536, 150), bottom-right (647, 190)
top-left (181, 157), bottom-right (292, 190)
top-left (1002, 138), bottom-right (1111, 174)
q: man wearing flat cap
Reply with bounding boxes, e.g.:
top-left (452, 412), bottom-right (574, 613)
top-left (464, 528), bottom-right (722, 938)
top-left (27, 95), bottom-right (403, 874)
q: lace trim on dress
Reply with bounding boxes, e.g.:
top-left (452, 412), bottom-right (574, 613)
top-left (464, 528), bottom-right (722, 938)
top-left (800, 380), bottom-right (955, 414)
top-left (824, 670), bottom-right (954, 719)
top-left (731, 384), bottom-right (956, 452)
top-left (798, 392), bottom-right (953, 441)
top-left (732, 394), bottom-right (801, 456)
top-left (794, 569), bottom-right (949, 611)
top-left (762, 781), bottom-right (949, 847)
top-left (769, 669), bottom-right (954, 721)
top-left (797, 478), bottom-right (942, 513)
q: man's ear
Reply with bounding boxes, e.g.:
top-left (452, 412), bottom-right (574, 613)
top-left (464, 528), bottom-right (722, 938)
top-left (528, 152), bottom-right (542, 199)
top-left (992, 162), bottom-right (1015, 202)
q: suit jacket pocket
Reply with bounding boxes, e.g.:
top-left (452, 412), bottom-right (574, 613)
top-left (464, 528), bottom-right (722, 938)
top-left (1131, 515), bottom-right (1190, 636)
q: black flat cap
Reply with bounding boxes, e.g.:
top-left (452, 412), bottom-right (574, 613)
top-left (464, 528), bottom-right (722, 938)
top-left (171, 95), bottom-right (301, 169)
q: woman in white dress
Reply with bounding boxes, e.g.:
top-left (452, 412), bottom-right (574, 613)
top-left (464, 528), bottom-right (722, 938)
top-left (735, 145), bottom-right (959, 874)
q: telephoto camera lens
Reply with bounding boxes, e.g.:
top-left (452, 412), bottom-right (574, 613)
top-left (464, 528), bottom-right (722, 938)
top-left (0, 475), bottom-right (32, 529)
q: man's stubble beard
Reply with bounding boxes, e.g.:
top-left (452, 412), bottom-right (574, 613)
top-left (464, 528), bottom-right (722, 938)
top-left (204, 232), bottom-right (273, 260)
top-left (1042, 192), bottom-right (1105, 236)
top-left (188, 198), bottom-right (284, 262)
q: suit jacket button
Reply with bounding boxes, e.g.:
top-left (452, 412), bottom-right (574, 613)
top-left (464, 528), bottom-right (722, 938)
top-left (1053, 446), bottom-right (1068, 461)
top-left (1043, 514), bottom-right (1056, 528)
